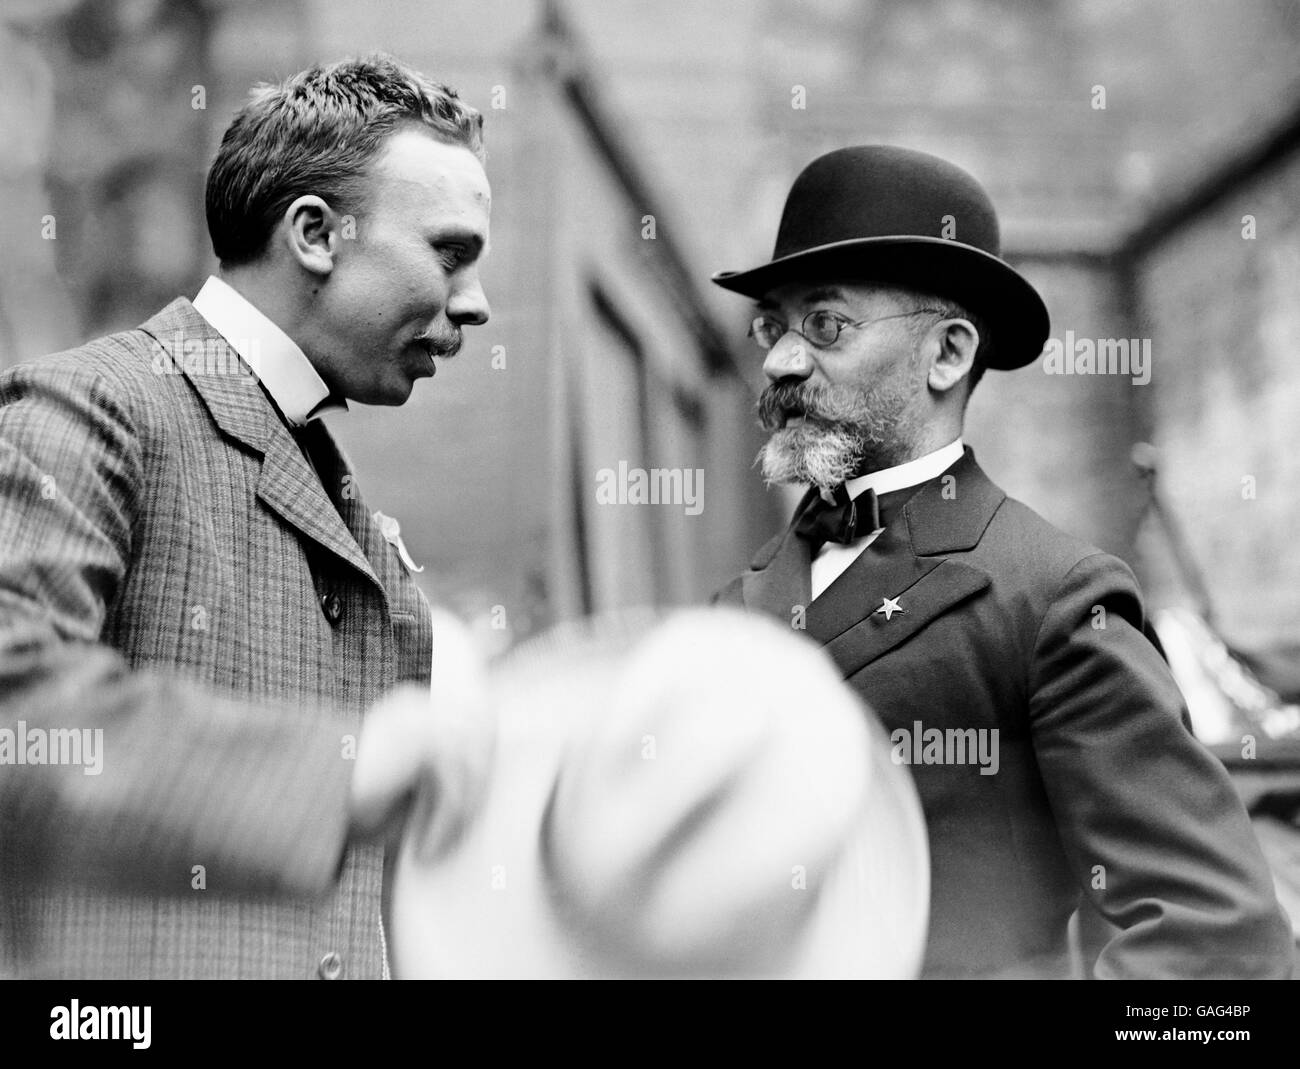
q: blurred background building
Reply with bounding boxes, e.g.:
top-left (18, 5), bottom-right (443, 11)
top-left (1, 0), bottom-right (1298, 663)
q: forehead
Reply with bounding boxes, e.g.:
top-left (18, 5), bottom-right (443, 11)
top-left (369, 129), bottom-right (491, 220)
top-left (757, 281), bottom-right (900, 312)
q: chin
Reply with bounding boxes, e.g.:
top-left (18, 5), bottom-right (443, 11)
top-left (378, 384), bottom-right (417, 405)
top-left (354, 375), bottom-right (418, 406)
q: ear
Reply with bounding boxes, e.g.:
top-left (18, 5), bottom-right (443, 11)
top-left (281, 195), bottom-right (343, 278)
top-left (926, 317), bottom-right (978, 395)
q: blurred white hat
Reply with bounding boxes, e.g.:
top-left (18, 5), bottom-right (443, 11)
top-left (390, 607), bottom-right (929, 979)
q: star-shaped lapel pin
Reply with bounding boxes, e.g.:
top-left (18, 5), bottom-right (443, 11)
top-left (873, 596), bottom-right (905, 621)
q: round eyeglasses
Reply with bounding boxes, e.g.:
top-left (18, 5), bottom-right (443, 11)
top-left (748, 308), bottom-right (950, 351)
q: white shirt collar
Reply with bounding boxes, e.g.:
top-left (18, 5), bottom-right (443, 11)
top-left (841, 438), bottom-right (965, 501)
top-left (191, 275), bottom-right (346, 427)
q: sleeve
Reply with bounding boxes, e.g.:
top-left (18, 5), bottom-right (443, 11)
top-left (0, 360), bottom-right (352, 898)
top-left (1027, 551), bottom-right (1295, 979)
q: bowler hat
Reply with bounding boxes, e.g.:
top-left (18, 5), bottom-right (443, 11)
top-left (712, 145), bottom-right (1049, 369)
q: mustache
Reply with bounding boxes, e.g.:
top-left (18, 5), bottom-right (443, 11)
top-left (757, 382), bottom-right (868, 431)
top-left (415, 327), bottom-right (463, 358)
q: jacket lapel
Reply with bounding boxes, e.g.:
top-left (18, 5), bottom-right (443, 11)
top-left (741, 490), bottom-right (815, 624)
top-left (303, 424), bottom-right (403, 594)
top-left (804, 448), bottom-right (1003, 677)
top-left (813, 550), bottom-right (991, 679)
top-left (139, 299), bottom-right (378, 585)
top-left (257, 430), bottom-right (379, 585)
top-left (805, 521), bottom-right (946, 646)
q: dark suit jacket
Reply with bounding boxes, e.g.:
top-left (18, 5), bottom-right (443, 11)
top-left (0, 299), bottom-right (433, 978)
top-left (716, 448), bottom-right (1294, 978)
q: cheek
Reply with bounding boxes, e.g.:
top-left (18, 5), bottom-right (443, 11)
top-left (342, 238), bottom-right (437, 305)
top-left (870, 348), bottom-right (925, 390)
top-left (345, 274), bottom-right (435, 336)
top-left (831, 357), bottom-right (883, 394)
top-left (388, 259), bottom-right (453, 320)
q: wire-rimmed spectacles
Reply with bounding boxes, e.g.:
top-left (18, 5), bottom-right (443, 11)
top-left (748, 308), bottom-right (950, 351)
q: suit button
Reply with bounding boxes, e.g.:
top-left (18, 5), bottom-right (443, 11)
top-left (318, 952), bottom-right (343, 980)
top-left (321, 592), bottom-right (343, 624)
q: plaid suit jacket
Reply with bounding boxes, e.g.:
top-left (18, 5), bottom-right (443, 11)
top-left (0, 298), bottom-right (434, 978)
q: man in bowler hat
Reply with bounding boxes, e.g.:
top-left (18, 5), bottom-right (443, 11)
top-left (713, 145), bottom-right (1293, 978)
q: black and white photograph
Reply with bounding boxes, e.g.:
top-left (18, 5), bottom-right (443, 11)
top-left (1, 0), bottom-right (1299, 1041)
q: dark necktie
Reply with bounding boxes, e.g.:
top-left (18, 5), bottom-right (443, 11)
top-left (795, 484), bottom-right (917, 557)
top-left (293, 419), bottom-right (346, 514)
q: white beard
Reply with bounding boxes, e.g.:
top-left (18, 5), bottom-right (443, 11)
top-left (755, 372), bottom-right (922, 492)
top-left (758, 423), bottom-right (865, 492)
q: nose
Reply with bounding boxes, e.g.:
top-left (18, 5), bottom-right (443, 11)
top-left (762, 332), bottom-right (813, 383)
top-left (446, 268), bottom-right (490, 327)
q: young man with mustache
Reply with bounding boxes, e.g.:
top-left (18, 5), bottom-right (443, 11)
top-left (0, 55), bottom-right (494, 978)
top-left (713, 145), bottom-right (1293, 979)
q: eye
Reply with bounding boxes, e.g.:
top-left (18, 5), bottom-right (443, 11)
top-left (435, 244), bottom-right (468, 269)
top-left (804, 310), bottom-right (846, 344)
top-left (807, 310), bottom-right (847, 329)
top-left (748, 315), bottom-right (786, 349)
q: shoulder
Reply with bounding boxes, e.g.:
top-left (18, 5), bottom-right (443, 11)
top-left (1, 300), bottom-right (197, 426)
top-left (981, 507), bottom-right (1155, 684)
top-left (980, 493), bottom-right (1134, 590)
top-left (959, 481), bottom-right (1149, 646)
top-left (937, 453), bottom-right (1135, 592)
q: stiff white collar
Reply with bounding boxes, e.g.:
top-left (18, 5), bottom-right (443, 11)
top-left (841, 438), bottom-right (964, 501)
top-left (192, 275), bottom-right (346, 427)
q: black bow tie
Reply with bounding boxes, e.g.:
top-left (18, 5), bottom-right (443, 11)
top-left (795, 485), bottom-right (882, 556)
top-left (795, 484), bottom-right (921, 556)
